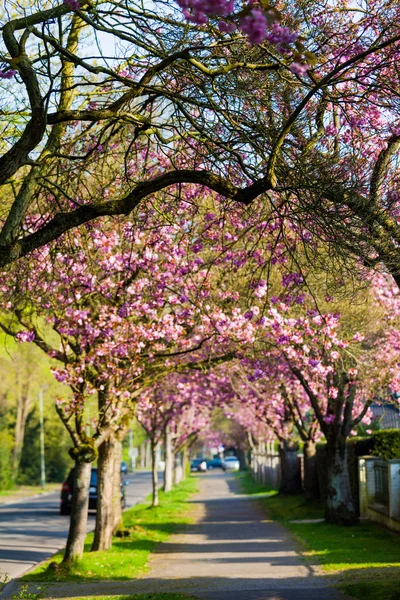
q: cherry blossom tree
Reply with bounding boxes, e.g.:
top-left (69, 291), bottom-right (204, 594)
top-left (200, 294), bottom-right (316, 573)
top-left (230, 357), bottom-right (322, 497)
top-left (0, 182), bottom-right (278, 558)
top-left (1, 0), bottom-right (400, 299)
top-left (0, 214), bottom-right (223, 557)
top-left (136, 372), bottom-right (222, 505)
top-left (254, 305), bottom-right (380, 524)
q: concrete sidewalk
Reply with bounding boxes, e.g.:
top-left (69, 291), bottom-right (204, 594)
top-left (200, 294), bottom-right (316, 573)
top-left (6, 472), bottom-right (349, 600)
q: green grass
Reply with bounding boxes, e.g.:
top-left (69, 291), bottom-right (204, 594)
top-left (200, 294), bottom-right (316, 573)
top-left (235, 471), bottom-right (400, 600)
top-left (339, 575), bottom-right (400, 600)
top-left (23, 477), bottom-right (198, 583)
top-left (234, 471), bottom-right (276, 496)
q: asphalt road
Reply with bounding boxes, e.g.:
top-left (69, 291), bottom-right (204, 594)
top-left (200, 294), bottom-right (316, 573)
top-left (0, 471), bottom-right (156, 581)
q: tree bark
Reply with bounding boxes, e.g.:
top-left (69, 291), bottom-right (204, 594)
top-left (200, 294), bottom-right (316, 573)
top-left (92, 437), bottom-right (115, 551)
top-left (303, 440), bottom-right (320, 501)
top-left (145, 439), bottom-right (151, 469)
top-left (279, 441), bottom-right (302, 494)
top-left (163, 426), bottom-right (173, 492)
top-left (63, 460), bottom-right (91, 564)
top-left (112, 437), bottom-right (123, 532)
top-left (173, 452), bottom-right (183, 485)
top-left (325, 436), bottom-right (358, 525)
top-left (182, 446), bottom-right (189, 480)
top-left (151, 439), bottom-right (159, 507)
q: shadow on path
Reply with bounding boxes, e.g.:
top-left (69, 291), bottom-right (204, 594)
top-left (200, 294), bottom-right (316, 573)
top-left (3, 473), bottom-right (350, 600)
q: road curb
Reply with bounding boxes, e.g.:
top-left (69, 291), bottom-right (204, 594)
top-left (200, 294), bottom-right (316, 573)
top-left (0, 577), bottom-right (19, 599)
top-left (0, 550), bottom-right (60, 598)
top-left (0, 472), bottom-right (155, 597)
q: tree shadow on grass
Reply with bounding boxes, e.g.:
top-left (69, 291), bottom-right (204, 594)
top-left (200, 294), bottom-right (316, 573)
top-left (12, 574), bottom-right (346, 600)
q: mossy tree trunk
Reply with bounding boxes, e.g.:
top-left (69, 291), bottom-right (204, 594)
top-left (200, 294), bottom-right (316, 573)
top-left (182, 446), bottom-right (189, 480)
top-left (151, 438), bottom-right (159, 507)
top-left (112, 437), bottom-right (123, 532)
top-left (62, 459), bottom-right (92, 564)
top-left (163, 426), bottom-right (173, 493)
top-left (92, 436), bottom-right (116, 551)
top-left (279, 441), bottom-right (302, 494)
top-left (303, 440), bottom-right (320, 501)
top-left (325, 435), bottom-right (358, 525)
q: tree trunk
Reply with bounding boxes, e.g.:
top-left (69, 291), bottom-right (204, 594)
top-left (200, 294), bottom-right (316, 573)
top-left (92, 437), bottom-right (115, 551)
top-left (163, 426), bottom-right (173, 492)
top-left (182, 446), bottom-right (189, 480)
top-left (145, 439), bottom-right (151, 469)
top-left (63, 460), bottom-right (91, 564)
top-left (151, 439), bottom-right (159, 507)
top-left (173, 452), bottom-right (183, 485)
top-left (303, 440), bottom-right (320, 501)
top-left (325, 436), bottom-right (358, 525)
top-left (112, 437), bottom-right (123, 532)
top-left (279, 441), bottom-right (302, 494)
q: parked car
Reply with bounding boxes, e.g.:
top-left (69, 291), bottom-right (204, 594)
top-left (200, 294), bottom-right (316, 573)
top-left (190, 458), bottom-right (207, 472)
top-left (223, 456), bottom-right (240, 471)
top-left (60, 467), bottom-right (127, 515)
top-left (207, 458), bottom-right (226, 470)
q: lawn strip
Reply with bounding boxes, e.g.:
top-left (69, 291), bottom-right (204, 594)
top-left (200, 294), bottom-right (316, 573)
top-left (23, 476), bottom-right (198, 583)
top-left (235, 471), bottom-right (400, 600)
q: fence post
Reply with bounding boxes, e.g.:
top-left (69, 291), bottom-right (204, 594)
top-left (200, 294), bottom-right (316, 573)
top-left (358, 457), bottom-right (368, 517)
top-left (389, 459), bottom-right (400, 519)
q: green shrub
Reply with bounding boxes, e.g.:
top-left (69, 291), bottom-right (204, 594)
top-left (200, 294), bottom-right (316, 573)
top-left (0, 428), bottom-right (14, 490)
top-left (372, 429), bottom-right (400, 460)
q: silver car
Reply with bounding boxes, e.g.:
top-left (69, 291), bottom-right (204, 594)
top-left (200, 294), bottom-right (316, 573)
top-left (223, 456), bottom-right (240, 471)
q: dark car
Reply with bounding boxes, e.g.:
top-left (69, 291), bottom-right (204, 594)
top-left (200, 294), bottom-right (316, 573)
top-left (207, 458), bottom-right (226, 471)
top-left (60, 467), bottom-right (126, 515)
top-left (190, 458), bottom-right (207, 472)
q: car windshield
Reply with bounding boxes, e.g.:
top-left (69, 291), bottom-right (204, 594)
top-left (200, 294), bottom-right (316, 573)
top-left (225, 457), bottom-right (238, 461)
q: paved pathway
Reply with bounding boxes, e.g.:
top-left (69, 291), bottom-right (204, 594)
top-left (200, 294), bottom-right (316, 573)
top-left (0, 471), bottom-right (156, 582)
top-left (23, 472), bottom-right (348, 600)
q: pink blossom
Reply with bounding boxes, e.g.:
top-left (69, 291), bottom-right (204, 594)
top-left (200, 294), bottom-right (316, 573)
top-left (323, 414), bottom-right (336, 425)
top-left (15, 330), bottom-right (35, 342)
top-left (240, 9), bottom-right (269, 45)
top-left (289, 62), bottom-right (309, 77)
top-left (352, 332), bottom-right (365, 342)
top-left (64, 0), bottom-right (80, 9)
top-left (328, 386), bottom-right (338, 399)
top-left (0, 69), bottom-right (16, 80)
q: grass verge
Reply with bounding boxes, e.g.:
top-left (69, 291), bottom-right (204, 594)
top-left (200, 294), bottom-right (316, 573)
top-left (0, 484), bottom-right (59, 503)
top-left (23, 476), bottom-right (198, 583)
top-left (235, 471), bottom-right (400, 600)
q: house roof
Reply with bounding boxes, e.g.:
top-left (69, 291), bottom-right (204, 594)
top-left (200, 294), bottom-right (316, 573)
top-left (370, 402), bottom-right (400, 430)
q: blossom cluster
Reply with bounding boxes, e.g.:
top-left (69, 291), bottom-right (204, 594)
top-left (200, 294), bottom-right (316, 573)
top-left (0, 69), bottom-right (16, 80)
top-left (175, 0), bottom-right (304, 64)
top-left (63, 0), bottom-right (79, 10)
